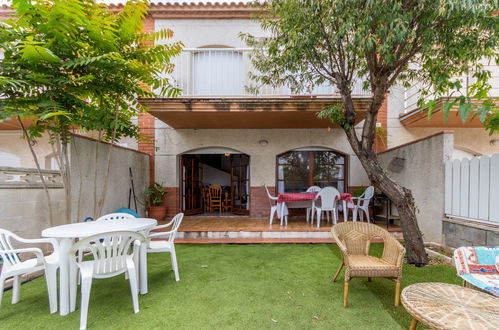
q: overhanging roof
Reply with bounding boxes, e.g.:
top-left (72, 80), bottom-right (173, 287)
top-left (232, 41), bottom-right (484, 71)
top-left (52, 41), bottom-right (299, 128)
top-left (140, 97), bottom-right (372, 129)
top-left (0, 118), bottom-right (32, 130)
top-left (399, 99), bottom-right (495, 128)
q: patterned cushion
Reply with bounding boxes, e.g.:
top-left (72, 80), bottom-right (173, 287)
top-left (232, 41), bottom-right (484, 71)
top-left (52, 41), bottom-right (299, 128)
top-left (454, 246), bottom-right (499, 297)
top-left (461, 273), bottom-right (499, 296)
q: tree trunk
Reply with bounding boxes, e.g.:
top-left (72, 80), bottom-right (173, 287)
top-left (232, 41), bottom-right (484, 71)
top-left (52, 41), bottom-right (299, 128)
top-left (55, 134), bottom-right (72, 224)
top-left (18, 116), bottom-right (55, 227)
top-left (97, 101), bottom-right (120, 217)
top-left (344, 128), bottom-right (428, 265)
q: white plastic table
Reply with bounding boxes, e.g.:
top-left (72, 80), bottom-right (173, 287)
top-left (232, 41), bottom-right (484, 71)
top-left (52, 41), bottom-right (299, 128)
top-left (41, 218), bottom-right (157, 316)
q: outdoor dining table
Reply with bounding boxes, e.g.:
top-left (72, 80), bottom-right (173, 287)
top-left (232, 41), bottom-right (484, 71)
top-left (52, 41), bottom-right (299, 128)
top-left (401, 282), bottom-right (499, 330)
top-left (41, 218), bottom-right (157, 316)
top-left (276, 192), bottom-right (354, 225)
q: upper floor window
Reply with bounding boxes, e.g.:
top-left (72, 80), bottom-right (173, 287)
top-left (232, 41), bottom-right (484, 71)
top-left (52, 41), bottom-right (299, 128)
top-left (193, 49), bottom-right (243, 95)
top-left (276, 148), bottom-right (346, 193)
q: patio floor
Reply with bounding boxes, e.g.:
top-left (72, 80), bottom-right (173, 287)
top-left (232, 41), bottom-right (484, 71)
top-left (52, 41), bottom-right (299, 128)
top-left (175, 216), bottom-right (403, 244)
top-left (0, 244), bottom-right (458, 329)
top-left (179, 216), bottom-right (401, 232)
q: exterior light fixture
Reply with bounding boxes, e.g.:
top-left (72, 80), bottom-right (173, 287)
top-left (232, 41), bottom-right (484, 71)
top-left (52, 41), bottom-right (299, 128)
top-left (224, 153), bottom-right (231, 157)
top-left (259, 139), bottom-right (269, 146)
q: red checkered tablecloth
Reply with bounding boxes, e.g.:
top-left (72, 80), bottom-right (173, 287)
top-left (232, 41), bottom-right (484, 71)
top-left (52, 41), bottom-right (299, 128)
top-left (277, 192), bottom-right (317, 203)
top-left (277, 192), bottom-right (353, 203)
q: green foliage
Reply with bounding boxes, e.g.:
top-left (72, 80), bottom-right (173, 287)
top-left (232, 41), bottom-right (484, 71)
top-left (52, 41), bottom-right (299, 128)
top-left (317, 104), bottom-right (350, 130)
top-left (351, 186), bottom-right (366, 198)
top-left (145, 182), bottom-right (167, 207)
top-left (0, 0), bottom-right (183, 143)
top-left (243, 0), bottom-right (498, 133)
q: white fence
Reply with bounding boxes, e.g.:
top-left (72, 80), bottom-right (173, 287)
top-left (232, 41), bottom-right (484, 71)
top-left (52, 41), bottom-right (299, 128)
top-left (163, 48), bottom-right (370, 98)
top-left (445, 154), bottom-right (499, 223)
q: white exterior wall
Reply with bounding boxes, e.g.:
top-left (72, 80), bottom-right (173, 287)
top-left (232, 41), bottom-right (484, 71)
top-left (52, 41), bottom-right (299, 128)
top-left (0, 131), bottom-right (57, 169)
top-left (387, 85), bottom-right (499, 155)
top-left (155, 123), bottom-right (369, 188)
top-left (156, 19), bottom-right (266, 49)
top-left (378, 132), bottom-right (454, 243)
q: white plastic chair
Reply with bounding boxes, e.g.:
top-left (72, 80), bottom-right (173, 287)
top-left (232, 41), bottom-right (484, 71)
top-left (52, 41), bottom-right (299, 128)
top-left (311, 187), bottom-right (340, 228)
top-left (77, 213), bottom-right (136, 267)
top-left (69, 231), bottom-right (145, 330)
top-left (264, 185), bottom-right (279, 225)
top-left (94, 213), bottom-right (135, 222)
top-left (146, 213), bottom-right (184, 282)
top-left (352, 186), bottom-right (374, 222)
top-left (0, 229), bottom-right (59, 313)
top-left (305, 186), bottom-right (321, 223)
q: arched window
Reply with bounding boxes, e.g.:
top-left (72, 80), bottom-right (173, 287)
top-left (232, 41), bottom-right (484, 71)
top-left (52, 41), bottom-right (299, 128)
top-left (276, 148), bottom-right (347, 193)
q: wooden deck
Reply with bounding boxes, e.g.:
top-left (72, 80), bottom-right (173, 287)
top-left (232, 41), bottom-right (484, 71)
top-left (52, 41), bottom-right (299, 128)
top-left (174, 215), bottom-right (402, 244)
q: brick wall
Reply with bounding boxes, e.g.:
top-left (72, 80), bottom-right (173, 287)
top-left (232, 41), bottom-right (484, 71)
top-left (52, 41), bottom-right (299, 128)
top-left (164, 186), bottom-right (180, 218)
top-left (250, 186), bottom-right (274, 218)
top-left (137, 16), bottom-right (156, 184)
top-left (138, 112), bottom-right (155, 185)
top-left (374, 96), bottom-right (388, 153)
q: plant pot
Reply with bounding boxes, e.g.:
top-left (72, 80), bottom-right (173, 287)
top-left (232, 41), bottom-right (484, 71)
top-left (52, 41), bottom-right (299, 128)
top-left (369, 206), bottom-right (374, 218)
top-left (147, 205), bottom-right (167, 221)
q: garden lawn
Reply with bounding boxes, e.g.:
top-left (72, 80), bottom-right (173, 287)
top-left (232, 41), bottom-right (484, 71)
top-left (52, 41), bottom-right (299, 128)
top-left (0, 244), bottom-right (459, 330)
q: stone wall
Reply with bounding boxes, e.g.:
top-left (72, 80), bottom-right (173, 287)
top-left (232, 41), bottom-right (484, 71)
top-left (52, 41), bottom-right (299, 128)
top-left (377, 131), bottom-right (454, 243)
top-left (70, 135), bottom-right (150, 221)
top-left (0, 167), bottom-right (66, 245)
top-left (443, 218), bottom-right (499, 247)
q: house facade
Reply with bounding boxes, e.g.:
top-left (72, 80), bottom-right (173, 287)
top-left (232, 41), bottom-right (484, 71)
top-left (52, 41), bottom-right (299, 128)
top-left (1, 2), bottom-right (498, 242)
top-left (130, 2), bottom-right (499, 219)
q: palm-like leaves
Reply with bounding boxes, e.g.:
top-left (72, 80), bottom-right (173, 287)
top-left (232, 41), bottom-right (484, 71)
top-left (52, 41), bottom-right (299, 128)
top-left (0, 0), bottom-right (182, 142)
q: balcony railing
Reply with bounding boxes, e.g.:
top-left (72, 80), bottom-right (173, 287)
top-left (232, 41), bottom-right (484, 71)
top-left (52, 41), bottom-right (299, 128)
top-left (403, 61), bottom-right (499, 113)
top-left (163, 48), bottom-right (371, 98)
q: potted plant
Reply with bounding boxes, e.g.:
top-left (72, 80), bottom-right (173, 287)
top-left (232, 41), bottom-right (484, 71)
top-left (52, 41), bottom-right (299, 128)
top-left (145, 182), bottom-right (168, 221)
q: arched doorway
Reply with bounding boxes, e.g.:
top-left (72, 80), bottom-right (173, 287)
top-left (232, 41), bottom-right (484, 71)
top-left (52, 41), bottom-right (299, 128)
top-left (180, 147), bottom-right (250, 216)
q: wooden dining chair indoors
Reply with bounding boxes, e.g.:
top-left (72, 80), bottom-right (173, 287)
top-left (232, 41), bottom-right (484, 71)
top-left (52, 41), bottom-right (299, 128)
top-left (208, 185), bottom-right (222, 213)
top-left (331, 222), bottom-right (405, 308)
top-left (202, 187), bottom-right (211, 212)
top-left (222, 190), bottom-right (232, 212)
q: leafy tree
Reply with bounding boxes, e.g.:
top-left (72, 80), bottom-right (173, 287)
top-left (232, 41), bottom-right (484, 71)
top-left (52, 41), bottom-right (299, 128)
top-left (243, 0), bottom-right (498, 264)
top-left (0, 0), bottom-right (182, 222)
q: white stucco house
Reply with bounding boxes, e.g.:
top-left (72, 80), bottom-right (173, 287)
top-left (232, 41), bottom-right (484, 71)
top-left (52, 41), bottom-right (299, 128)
top-left (1, 1), bottom-right (498, 245)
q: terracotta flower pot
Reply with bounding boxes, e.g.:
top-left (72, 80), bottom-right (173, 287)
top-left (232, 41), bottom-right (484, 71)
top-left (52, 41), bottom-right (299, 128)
top-left (147, 205), bottom-right (167, 221)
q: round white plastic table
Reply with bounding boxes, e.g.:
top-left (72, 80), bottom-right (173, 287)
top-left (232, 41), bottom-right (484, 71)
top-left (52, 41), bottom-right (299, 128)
top-left (41, 218), bottom-right (157, 316)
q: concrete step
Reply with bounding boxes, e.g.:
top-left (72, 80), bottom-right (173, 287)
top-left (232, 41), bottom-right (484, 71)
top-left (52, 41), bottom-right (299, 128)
top-left (175, 229), bottom-right (403, 243)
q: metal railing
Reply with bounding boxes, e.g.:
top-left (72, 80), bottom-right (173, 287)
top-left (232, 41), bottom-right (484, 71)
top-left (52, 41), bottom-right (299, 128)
top-left (403, 62), bottom-right (499, 113)
top-left (162, 48), bottom-right (371, 98)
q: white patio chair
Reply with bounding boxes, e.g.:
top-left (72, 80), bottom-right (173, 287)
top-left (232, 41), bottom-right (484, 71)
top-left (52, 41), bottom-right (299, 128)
top-left (311, 187), bottom-right (340, 228)
top-left (352, 186), bottom-right (374, 222)
top-left (146, 213), bottom-right (184, 282)
top-left (77, 213), bottom-right (136, 268)
top-left (264, 185), bottom-right (279, 225)
top-left (69, 231), bottom-right (145, 330)
top-left (94, 213), bottom-right (135, 222)
top-left (0, 229), bottom-right (59, 313)
top-left (305, 185), bottom-right (321, 223)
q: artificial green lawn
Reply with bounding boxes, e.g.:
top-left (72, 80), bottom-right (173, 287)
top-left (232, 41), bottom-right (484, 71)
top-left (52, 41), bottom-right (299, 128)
top-left (0, 244), bottom-right (460, 330)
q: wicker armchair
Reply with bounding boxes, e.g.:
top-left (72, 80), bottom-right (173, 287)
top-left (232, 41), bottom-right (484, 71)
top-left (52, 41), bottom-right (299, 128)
top-left (331, 222), bottom-right (405, 307)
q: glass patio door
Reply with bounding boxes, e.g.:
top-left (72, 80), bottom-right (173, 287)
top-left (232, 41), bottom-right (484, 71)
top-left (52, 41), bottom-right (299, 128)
top-left (180, 155), bottom-right (203, 215)
top-left (230, 154), bottom-right (250, 215)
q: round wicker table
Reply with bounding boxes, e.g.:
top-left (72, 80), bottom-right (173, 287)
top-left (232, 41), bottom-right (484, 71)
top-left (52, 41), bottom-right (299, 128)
top-left (401, 282), bottom-right (499, 330)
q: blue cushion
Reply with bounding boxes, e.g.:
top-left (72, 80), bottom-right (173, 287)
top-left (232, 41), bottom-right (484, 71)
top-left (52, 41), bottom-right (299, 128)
top-left (115, 208), bottom-right (139, 217)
